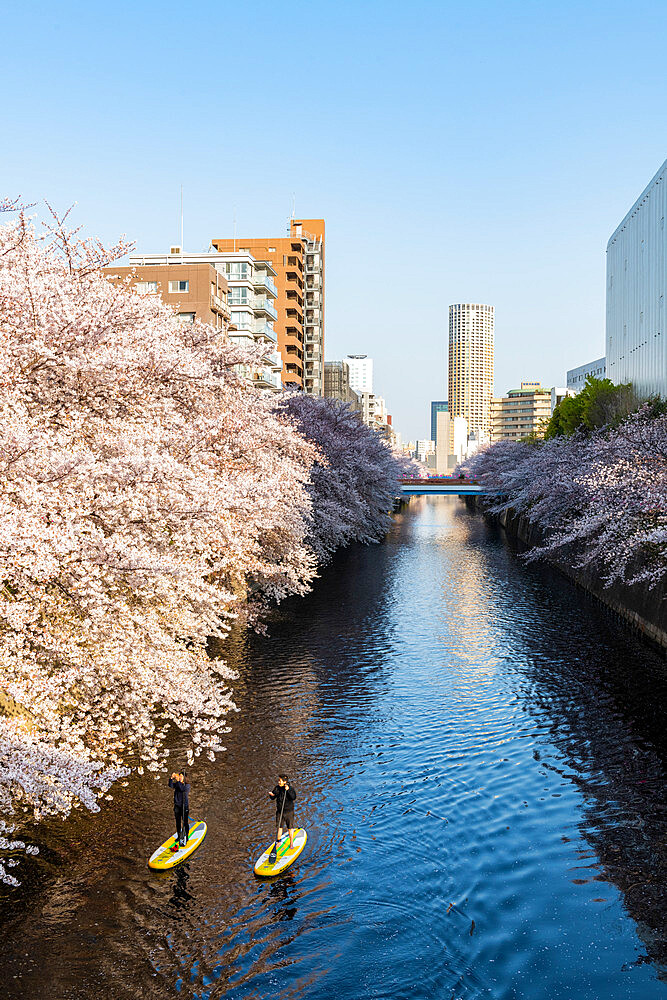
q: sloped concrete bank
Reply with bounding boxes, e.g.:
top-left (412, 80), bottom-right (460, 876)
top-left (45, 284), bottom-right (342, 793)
top-left (464, 497), bottom-right (667, 653)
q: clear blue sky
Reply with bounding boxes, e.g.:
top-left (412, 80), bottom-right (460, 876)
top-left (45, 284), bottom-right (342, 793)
top-left (3, 0), bottom-right (667, 440)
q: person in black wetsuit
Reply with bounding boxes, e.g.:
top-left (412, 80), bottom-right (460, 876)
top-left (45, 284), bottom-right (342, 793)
top-left (269, 774), bottom-right (297, 849)
top-left (169, 771), bottom-right (190, 849)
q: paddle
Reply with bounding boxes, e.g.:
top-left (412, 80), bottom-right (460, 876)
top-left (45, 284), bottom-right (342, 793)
top-left (269, 785), bottom-right (287, 865)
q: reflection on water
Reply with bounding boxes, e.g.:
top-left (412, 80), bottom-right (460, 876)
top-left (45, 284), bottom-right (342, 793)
top-left (2, 497), bottom-right (667, 1000)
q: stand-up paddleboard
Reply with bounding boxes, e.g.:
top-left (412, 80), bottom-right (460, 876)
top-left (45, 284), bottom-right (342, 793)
top-left (148, 819), bottom-right (207, 870)
top-left (254, 828), bottom-right (307, 877)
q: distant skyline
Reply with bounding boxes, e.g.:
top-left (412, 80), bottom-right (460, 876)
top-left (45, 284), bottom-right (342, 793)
top-left (3, 1), bottom-right (667, 439)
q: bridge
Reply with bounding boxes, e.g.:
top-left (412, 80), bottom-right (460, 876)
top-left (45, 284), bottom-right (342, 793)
top-left (399, 476), bottom-right (488, 496)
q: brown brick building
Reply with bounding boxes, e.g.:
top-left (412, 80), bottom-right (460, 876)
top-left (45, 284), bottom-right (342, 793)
top-left (102, 262), bottom-right (231, 328)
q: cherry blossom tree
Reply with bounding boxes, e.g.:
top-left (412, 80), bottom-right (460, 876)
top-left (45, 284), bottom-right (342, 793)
top-left (0, 204), bottom-right (409, 885)
top-left (0, 207), bottom-right (318, 882)
top-left (282, 395), bottom-right (405, 564)
top-left (459, 408), bottom-right (667, 588)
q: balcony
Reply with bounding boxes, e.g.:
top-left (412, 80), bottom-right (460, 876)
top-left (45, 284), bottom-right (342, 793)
top-left (265, 351), bottom-right (282, 370)
top-left (252, 271), bottom-right (278, 296)
top-left (253, 369), bottom-right (282, 392)
top-left (228, 333), bottom-right (255, 348)
top-left (286, 308), bottom-right (304, 325)
top-left (253, 321), bottom-right (277, 342)
top-left (211, 293), bottom-right (230, 319)
top-left (253, 298), bottom-right (278, 320)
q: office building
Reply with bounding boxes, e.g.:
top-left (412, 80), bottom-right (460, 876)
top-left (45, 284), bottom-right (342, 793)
top-left (448, 304), bottom-right (494, 438)
top-left (121, 248), bottom-right (282, 391)
top-left (324, 360), bottom-right (361, 412)
top-left (491, 383), bottom-right (552, 442)
top-left (346, 355), bottom-right (373, 394)
top-left (212, 218), bottom-right (325, 395)
top-left (606, 159), bottom-right (667, 398)
top-left (430, 401), bottom-right (448, 443)
top-left (567, 357), bottom-right (606, 392)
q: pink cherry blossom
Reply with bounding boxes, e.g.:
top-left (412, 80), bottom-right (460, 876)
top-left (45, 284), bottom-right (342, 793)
top-left (459, 407), bottom-right (667, 588)
top-left (0, 203), bottom-right (407, 884)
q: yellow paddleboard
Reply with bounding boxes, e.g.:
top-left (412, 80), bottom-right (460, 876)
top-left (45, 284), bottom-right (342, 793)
top-left (254, 828), bottom-right (307, 877)
top-left (148, 819), bottom-right (207, 870)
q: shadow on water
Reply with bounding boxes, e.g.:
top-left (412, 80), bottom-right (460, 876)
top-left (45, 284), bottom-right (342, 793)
top-left (2, 497), bottom-right (666, 1000)
top-left (452, 501), bottom-right (667, 978)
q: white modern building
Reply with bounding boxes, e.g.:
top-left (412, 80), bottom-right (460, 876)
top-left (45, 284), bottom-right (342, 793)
top-left (448, 304), bottom-right (494, 438)
top-left (551, 386), bottom-right (573, 411)
top-left (606, 159), bottom-right (667, 398)
top-left (129, 248), bottom-right (283, 391)
top-left (566, 357), bottom-right (606, 392)
top-left (414, 439), bottom-right (435, 464)
top-left (346, 355), bottom-right (373, 394)
top-left (434, 411), bottom-right (469, 473)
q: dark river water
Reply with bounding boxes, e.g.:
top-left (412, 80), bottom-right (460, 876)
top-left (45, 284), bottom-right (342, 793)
top-left (3, 497), bottom-right (667, 999)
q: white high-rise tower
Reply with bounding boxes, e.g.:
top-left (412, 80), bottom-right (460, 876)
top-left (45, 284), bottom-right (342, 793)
top-left (448, 304), bottom-right (494, 438)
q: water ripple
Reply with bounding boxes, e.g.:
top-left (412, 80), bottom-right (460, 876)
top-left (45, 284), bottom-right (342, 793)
top-left (2, 497), bottom-right (667, 1000)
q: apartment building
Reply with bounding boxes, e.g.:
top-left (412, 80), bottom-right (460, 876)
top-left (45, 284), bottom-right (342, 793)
top-left (102, 260), bottom-right (231, 329)
top-left (212, 218), bottom-right (325, 395)
top-left (293, 219), bottom-right (325, 397)
top-left (324, 360), bottom-right (362, 412)
top-left (491, 382), bottom-right (552, 441)
top-left (121, 248), bottom-right (282, 391)
top-left (448, 304), bottom-right (494, 439)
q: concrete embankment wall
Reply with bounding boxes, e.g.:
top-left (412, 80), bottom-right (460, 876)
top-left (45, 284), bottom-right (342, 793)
top-left (465, 497), bottom-right (667, 654)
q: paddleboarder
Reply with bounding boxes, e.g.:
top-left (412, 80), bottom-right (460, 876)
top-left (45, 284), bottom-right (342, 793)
top-left (169, 771), bottom-right (190, 849)
top-left (269, 774), bottom-right (297, 850)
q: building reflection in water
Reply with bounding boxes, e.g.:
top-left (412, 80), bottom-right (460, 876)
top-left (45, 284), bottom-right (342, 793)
top-left (454, 500), bottom-right (667, 980)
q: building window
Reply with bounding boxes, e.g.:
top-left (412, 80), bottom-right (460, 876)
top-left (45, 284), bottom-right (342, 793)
top-left (226, 263), bottom-right (249, 279)
top-left (177, 312), bottom-right (195, 324)
top-left (169, 280), bottom-right (189, 293)
top-left (136, 280), bottom-right (158, 293)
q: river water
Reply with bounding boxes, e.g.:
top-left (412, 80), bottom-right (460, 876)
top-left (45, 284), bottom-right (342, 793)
top-left (3, 497), bottom-right (667, 999)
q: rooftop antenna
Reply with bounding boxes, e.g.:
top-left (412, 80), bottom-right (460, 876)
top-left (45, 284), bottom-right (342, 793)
top-left (233, 206), bottom-right (237, 252)
top-left (180, 184), bottom-right (184, 250)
